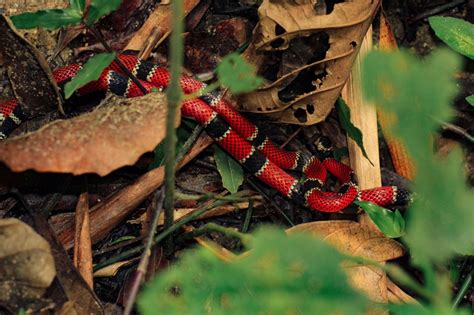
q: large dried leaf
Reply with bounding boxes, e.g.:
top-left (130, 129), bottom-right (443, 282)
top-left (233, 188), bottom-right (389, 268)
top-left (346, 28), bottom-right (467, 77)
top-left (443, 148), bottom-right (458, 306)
top-left (0, 218), bottom-right (56, 313)
top-left (237, 0), bottom-right (380, 125)
top-left (0, 93), bottom-right (176, 176)
top-left (0, 15), bottom-right (63, 117)
top-left (287, 220), bottom-right (405, 304)
top-left (287, 220), bottom-right (404, 261)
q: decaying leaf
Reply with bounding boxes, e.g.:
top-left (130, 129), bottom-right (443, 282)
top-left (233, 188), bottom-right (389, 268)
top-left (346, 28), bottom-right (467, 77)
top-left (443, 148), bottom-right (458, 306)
top-left (287, 220), bottom-right (405, 303)
top-left (237, 0), bottom-right (380, 125)
top-left (0, 92), bottom-right (177, 176)
top-left (0, 218), bottom-right (56, 313)
top-left (0, 14), bottom-right (63, 117)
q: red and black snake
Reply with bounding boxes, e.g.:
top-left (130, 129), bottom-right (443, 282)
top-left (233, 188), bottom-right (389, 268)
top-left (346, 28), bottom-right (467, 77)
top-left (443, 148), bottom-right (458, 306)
top-left (0, 54), bottom-right (410, 212)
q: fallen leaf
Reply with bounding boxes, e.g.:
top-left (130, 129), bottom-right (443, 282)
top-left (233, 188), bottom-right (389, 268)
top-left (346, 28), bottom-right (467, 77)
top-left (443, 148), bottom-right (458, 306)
top-left (287, 220), bottom-right (405, 304)
top-left (0, 92), bottom-right (178, 176)
top-left (237, 0), bottom-right (380, 125)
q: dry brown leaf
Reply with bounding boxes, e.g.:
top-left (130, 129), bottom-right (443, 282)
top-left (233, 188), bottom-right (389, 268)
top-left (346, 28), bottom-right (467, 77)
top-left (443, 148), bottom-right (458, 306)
top-left (287, 220), bottom-right (405, 305)
top-left (0, 218), bottom-right (56, 313)
top-left (0, 93), bottom-right (178, 176)
top-left (237, 0), bottom-right (380, 125)
top-left (73, 192), bottom-right (93, 289)
top-left (287, 220), bottom-right (404, 261)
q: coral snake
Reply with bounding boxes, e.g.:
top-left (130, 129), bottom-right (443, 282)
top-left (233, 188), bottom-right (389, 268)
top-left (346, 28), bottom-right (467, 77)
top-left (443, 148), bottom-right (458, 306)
top-left (0, 54), bottom-right (410, 212)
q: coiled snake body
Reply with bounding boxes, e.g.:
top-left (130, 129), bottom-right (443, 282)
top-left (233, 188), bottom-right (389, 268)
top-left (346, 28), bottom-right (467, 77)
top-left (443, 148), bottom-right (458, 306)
top-left (0, 54), bottom-right (410, 212)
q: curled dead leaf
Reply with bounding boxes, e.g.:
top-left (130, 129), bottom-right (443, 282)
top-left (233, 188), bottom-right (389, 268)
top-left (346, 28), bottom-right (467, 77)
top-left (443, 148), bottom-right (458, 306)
top-left (0, 92), bottom-right (177, 176)
top-left (238, 0), bottom-right (380, 125)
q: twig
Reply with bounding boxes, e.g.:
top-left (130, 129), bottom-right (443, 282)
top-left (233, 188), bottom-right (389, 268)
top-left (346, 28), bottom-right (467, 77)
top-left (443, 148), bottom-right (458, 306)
top-left (246, 178), bottom-right (294, 226)
top-left (86, 25), bottom-right (149, 95)
top-left (452, 269), bottom-right (473, 308)
top-left (123, 188), bottom-right (165, 315)
top-left (409, 0), bottom-right (467, 23)
top-left (240, 199), bottom-right (254, 233)
top-left (93, 197), bottom-right (231, 271)
top-left (440, 121), bottom-right (474, 143)
top-left (186, 222), bottom-right (252, 244)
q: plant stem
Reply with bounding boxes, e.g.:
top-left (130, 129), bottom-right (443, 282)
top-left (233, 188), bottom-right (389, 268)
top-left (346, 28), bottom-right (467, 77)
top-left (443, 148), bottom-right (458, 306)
top-left (163, 0), bottom-right (184, 236)
top-left (122, 188), bottom-right (164, 315)
top-left (86, 25), bottom-right (149, 95)
top-left (93, 197), bottom-right (231, 271)
top-left (452, 270), bottom-right (473, 308)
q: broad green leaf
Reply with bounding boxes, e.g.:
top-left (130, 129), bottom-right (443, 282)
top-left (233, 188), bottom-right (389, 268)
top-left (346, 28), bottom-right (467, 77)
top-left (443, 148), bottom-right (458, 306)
top-left (405, 150), bottom-right (474, 264)
top-left (11, 8), bottom-right (82, 29)
top-left (64, 52), bottom-right (116, 99)
top-left (362, 49), bottom-right (474, 266)
top-left (355, 201), bottom-right (405, 238)
top-left (214, 146), bottom-right (244, 194)
top-left (466, 95), bottom-right (474, 106)
top-left (216, 53), bottom-right (263, 94)
top-left (69, 0), bottom-right (85, 12)
top-left (429, 16), bottom-right (474, 59)
top-left (362, 49), bottom-right (459, 163)
top-left (336, 98), bottom-right (371, 163)
top-left (86, 0), bottom-right (122, 25)
top-left (138, 227), bottom-right (371, 315)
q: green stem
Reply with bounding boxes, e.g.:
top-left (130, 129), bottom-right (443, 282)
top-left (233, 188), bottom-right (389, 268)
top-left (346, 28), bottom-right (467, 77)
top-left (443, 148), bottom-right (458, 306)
top-left (182, 81), bottom-right (221, 101)
top-left (189, 222), bottom-right (252, 244)
top-left (93, 198), bottom-right (230, 271)
top-left (452, 270), bottom-right (473, 308)
top-left (163, 0), bottom-right (184, 233)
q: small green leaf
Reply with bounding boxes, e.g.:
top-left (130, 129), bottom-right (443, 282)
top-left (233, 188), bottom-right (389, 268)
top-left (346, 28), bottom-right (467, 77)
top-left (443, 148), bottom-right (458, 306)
top-left (355, 201), bottom-right (405, 238)
top-left (69, 0), bottom-right (85, 12)
top-left (86, 0), bottom-right (122, 25)
top-left (216, 53), bottom-right (264, 94)
top-left (466, 95), bottom-right (474, 106)
top-left (64, 52), bottom-right (116, 99)
top-left (214, 146), bottom-right (244, 194)
top-left (11, 8), bottom-right (82, 29)
top-left (429, 16), bottom-right (474, 59)
top-left (336, 98), bottom-right (372, 164)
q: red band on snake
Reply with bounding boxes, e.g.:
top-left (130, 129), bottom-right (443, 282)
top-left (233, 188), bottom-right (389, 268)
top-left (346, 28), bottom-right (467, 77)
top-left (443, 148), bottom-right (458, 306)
top-left (0, 54), bottom-right (410, 212)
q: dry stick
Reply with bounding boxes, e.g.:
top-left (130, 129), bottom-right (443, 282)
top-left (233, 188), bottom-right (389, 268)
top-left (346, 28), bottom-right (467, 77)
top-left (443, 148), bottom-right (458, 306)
top-left (86, 25), bottom-right (149, 95)
top-left (73, 191), bottom-right (93, 289)
top-left (93, 197), bottom-right (231, 271)
top-left (341, 27), bottom-right (390, 312)
top-left (57, 134), bottom-right (214, 250)
top-left (123, 188), bottom-right (164, 315)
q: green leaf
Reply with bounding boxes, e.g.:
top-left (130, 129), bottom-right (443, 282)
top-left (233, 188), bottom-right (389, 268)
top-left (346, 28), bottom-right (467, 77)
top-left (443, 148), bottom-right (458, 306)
top-left (138, 227), bottom-right (371, 315)
top-left (64, 52), bottom-right (116, 99)
top-left (11, 8), bottom-right (82, 29)
top-left (214, 146), bottom-right (244, 194)
top-left (216, 53), bottom-right (264, 94)
top-left (86, 0), bottom-right (122, 25)
top-left (69, 0), bottom-right (85, 12)
top-left (362, 49), bottom-right (474, 266)
top-left (355, 201), bottom-right (405, 238)
top-left (336, 98), bottom-right (371, 163)
top-left (466, 95), bottom-right (474, 106)
top-left (429, 16), bottom-right (474, 59)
